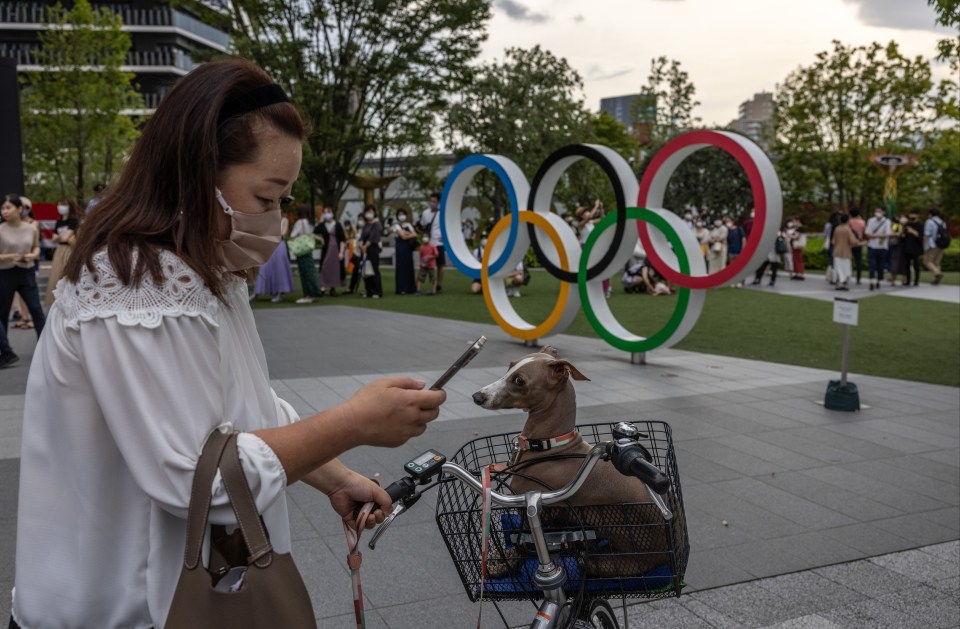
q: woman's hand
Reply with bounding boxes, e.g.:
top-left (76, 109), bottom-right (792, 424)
top-left (342, 377), bottom-right (445, 448)
top-left (325, 469), bottom-right (393, 530)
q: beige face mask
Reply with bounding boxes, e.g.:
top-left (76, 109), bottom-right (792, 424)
top-left (215, 187), bottom-right (282, 271)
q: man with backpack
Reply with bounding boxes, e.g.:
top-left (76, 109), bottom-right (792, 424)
top-left (922, 208), bottom-right (950, 285)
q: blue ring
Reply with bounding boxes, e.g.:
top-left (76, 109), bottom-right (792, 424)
top-left (440, 154), bottom-right (520, 279)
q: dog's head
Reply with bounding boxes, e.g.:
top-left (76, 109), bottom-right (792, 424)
top-left (471, 346), bottom-right (589, 410)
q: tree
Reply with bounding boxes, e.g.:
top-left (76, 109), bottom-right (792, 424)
top-left (631, 56), bottom-right (701, 147)
top-left (772, 40), bottom-right (934, 211)
top-left (443, 45), bottom-right (592, 218)
top-left (175, 0), bottom-right (489, 212)
top-left (20, 0), bottom-right (142, 204)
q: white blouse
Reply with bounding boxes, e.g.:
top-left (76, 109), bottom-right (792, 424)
top-left (12, 249), bottom-right (298, 629)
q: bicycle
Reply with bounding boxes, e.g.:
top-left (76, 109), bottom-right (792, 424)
top-left (369, 421), bottom-right (689, 628)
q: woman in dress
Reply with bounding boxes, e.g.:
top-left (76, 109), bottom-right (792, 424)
top-left (290, 206), bottom-right (323, 303)
top-left (44, 197), bottom-right (82, 307)
top-left (251, 212), bottom-right (295, 302)
top-left (0, 194), bottom-right (46, 368)
top-left (393, 207), bottom-right (417, 294)
top-left (315, 206), bottom-right (345, 296)
top-left (9, 58), bottom-right (444, 629)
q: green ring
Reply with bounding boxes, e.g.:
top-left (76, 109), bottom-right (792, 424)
top-left (578, 207), bottom-right (692, 352)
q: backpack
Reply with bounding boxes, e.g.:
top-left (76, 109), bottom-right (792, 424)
top-left (774, 236), bottom-right (788, 254)
top-left (934, 219), bottom-right (951, 249)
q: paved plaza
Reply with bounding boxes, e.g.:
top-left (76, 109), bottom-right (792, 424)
top-left (0, 301), bottom-right (957, 628)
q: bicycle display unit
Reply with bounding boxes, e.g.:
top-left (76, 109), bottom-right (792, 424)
top-left (372, 421), bottom-right (688, 629)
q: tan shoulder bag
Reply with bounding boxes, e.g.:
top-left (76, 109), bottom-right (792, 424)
top-left (166, 429), bottom-right (316, 628)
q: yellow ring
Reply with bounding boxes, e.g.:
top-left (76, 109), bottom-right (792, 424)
top-left (481, 212), bottom-right (571, 340)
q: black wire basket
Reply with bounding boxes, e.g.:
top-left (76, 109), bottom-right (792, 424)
top-left (435, 421), bottom-right (688, 602)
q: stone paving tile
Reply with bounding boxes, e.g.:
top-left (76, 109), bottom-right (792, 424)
top-left (758, 615), bottom-right (845, 629)
top-left (676, 439), bottom-right (787, 477)
top-left (919, 540), bottom-right (960, 563)
top-left (681, 483), bottom-right (808, 540)
top-left (820, 422), bottom-right (935, 455)
top-left (814, 559), bottom-right (925, 597)
top-left (841, 459), bottom-right (960, 505)
top-left (884, 452), bottom-right (960, 485)
top-left (802, 465), bottom-right (951, 514)
top-left (711, 477), bottom-right (856, 530)
top-left (819, 599), bottom-right (922, 629)
top-left (691, 581), bottom-right (811, 628)
top-left (817, 522), bottom-right (915, 557)
top-left (917, 506), bottom-right (960, 532)
top-left (869, 547), bottom-right (960, 582)
top-left (758, 471), bottom-right (904, 522)
top-left (871, 513), bottom-right (960, 547)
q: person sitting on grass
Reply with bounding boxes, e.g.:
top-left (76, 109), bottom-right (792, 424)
top-left (505, 261), bottom-right (525, 298)
top-left (416, 234), bottom-right (439, 295)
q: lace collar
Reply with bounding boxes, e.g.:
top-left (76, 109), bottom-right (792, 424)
top-left (54, 249), bottom-right (223, 330)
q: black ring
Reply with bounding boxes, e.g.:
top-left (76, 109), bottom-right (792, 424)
top-left (526, 144), bottom-right (628, 282)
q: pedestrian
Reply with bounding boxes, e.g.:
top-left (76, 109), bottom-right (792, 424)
top-left (752, 227), bottom-right (785, 287)
top-left (706, 218), bottom-right (728, 274)
top-left (694, 219), bottom-right (709, 267)
top-left (823, 211), bottom-right (840, 284)
top-left (84, 182), bottom-right (105, 214)
top-left (469, 234), bottom-right (487, 294)
top-left (290, 205), bottom-right (323, 303)
top-left (901, 209), bottom-right (925, 287)
top-left (392, 208), bottom-right (418, 294)
top-left (0, 194), bottom-right (46, 368)
top-left (251, 211), bottom-right (295, 302)
top-left (416, 233), bottom-right (439, 295)
top-left (864, 207), bottom-right (892, 290)
top-left (922, 208), bottom-right (948, 285)
top-left (418, 193), bottom-right (446, 293)
top-left (848, 207), bottom-right (866, 285)
top-left (788, 217), bottom-right (807, 280)
top-left (831, 213), bottom-right (864, 291)
top-left (10, 57), bottom-right (444, 629)
top-left (345, 219), bottom-right (363, 294)
top-left (886, 215), bottom-right (903, 287)
top-left (359, 204), bottom-right (383, 298)
top-left (315, 204), bottom-right (346, 296)
top-left (44, 197), bottom-right (83, 307)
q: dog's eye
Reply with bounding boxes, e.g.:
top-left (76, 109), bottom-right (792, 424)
top-left (513, 376), bottom-right (525, 386)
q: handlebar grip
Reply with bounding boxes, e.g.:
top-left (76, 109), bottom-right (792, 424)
top-left (630, 458), bottom-right (670, 494)
top-left (383, 477), bottom-right (416, 503)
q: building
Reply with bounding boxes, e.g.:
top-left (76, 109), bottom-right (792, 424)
top-left (600, 93), bottom-right (656, 144)
top-left (727, 91), bottom-right (774, 146)
top-left (0, 0), bottom-right (230, 113)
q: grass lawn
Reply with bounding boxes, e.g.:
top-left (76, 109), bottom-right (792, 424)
top-left (252, 267), bottom-right (960, 388)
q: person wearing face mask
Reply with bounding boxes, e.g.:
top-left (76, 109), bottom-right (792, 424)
top-left (345, 218), bottom-right (364, 294)
top-left (864, 207), bottom-right (892, 290)
top-left (693, 219), bottom-right (709, 266)
top-left (392, 208), bottom-right (418, 294)
top-left (43, 197), bottom-right (82, 308)
top-left (359, 204), bottom-right (384, 298)
top-left (250, 207), bottom-right (295, 302)
top-left (290, 205), bottom-right (324, 303)
top-left (788, 217), bottom-right (807, 280)
top-left (314, 204), bottom-right (346, 296)
top-left (706, 217), bottom-right (728, 274)
top-left (416, 233), bottom-right (439, 295)
top-left (0, 194), bottom-right (46, 367)
top-left (10, 59), bottom-right (445, 629)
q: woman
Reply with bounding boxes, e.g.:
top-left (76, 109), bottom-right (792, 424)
top-left (706, 218), bottom-right (728, 274)
top-left (251, 212), bottom-right (295, 302)
top-left (392, 207), bottom-right (417, 294)
top-left (0, 194), bottom-right (46, 368)
top-left (358, 204), bottom-right (384, 298)
top-left (10, 58), bottom-right (444, 629)
top-left (789, 217), bottom-right (807, 280)
top-left (44, 197), bottom-right (82, 307)
top-left (315, 206), bottom-right (345, 296)
top-left (290, 206), bottom-right (323, 303)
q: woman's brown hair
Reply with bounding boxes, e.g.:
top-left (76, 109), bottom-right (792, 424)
top-left (64, 57), bottom-right (306, 300)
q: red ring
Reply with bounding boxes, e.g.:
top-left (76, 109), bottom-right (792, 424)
top-left (637, 130), bottom-right (768, 289)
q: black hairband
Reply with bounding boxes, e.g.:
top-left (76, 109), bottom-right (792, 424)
top-left (218, 84), bottom-right (290, 124)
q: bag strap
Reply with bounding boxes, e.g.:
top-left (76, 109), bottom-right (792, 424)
top-left (219, 433), bottom-right (275, 568)
top-left (183, 428), bottom-right (233, 569)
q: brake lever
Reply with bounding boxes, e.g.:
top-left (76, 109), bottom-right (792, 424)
top-left (367, 492), bottom-right (422, 550)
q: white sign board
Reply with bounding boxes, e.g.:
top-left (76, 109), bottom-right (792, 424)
top-left (833, 298), bottom-right (859, 326)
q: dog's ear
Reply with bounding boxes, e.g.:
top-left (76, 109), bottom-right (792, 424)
top-left (548, 359), bottom-right (590, 383)
top-left (539, 345), bottom-right (559, 358)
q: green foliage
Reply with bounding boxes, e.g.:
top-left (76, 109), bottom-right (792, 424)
top-left (631, 56), bottom-right (701, 146)
top-left (772, 40), bottom-right (936, 212)
top-left (20, 0), bottom-right (142, 204)
top-left (442, 45), bottom-right (592, 218)
top-left (177, 0), bottom-right (490, 210)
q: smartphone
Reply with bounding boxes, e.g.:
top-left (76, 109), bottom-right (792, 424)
top-left (430, 336), bottom-right (486, 390)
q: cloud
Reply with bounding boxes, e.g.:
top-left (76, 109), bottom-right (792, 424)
top-left (842, 0), bottom-right (945, 32)
top-left (495, 0), bottom-right (549, 23)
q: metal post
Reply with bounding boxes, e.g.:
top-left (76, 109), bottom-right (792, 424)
top-left (631, 352), bottom-right (646, 365)
top-left (840, 325), bottom-right (851, 386)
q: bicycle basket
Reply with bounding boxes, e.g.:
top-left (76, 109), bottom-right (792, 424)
top-left (435, 421), bottom-right (688, 602)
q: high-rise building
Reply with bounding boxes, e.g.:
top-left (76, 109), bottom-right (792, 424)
top-left (0, 1), bottom-right (230, 113)
top-left (600, 93), bottom-right (656, 144)
top-left (728, 91), bottom-right (774, 146)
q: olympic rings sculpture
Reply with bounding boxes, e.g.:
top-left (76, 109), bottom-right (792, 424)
top-left (440, 130), bottom-right (783, 352)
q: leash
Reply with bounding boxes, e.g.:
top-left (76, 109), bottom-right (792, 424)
top-left (344, 501), bottom-right (376, 629)
top-left (475, 464), bottom-right (494, 629)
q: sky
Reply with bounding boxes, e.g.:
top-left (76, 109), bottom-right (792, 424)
top-left (479, 0), bottom-right (954, 126)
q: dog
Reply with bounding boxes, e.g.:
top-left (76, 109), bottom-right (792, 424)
top-left (472, 346), bottom-right (675, 579)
